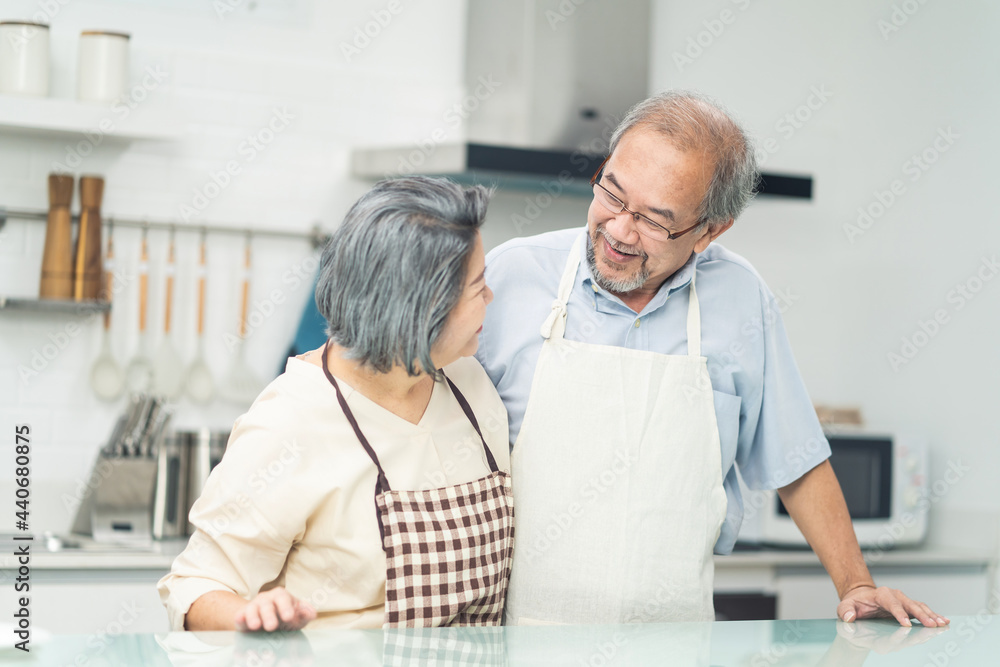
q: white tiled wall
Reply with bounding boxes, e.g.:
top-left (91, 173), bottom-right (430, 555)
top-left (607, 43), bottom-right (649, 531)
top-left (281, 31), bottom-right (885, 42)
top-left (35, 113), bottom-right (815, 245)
top-left (0, 0), bottom-right (490, 534)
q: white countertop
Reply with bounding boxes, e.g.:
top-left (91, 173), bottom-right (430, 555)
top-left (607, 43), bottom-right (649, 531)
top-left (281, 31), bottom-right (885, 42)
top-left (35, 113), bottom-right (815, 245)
top-left (717, 544), bottom-right (996, 569)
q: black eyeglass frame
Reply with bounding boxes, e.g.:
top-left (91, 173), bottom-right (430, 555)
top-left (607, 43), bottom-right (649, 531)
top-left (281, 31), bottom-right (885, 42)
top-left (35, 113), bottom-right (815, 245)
top-left (589, 155), bottom-right (706, 240)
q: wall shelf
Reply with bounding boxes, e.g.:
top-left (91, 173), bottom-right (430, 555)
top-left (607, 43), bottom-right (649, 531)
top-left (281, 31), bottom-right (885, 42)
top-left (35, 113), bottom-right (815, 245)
top-left (0, 93), bottom-right (181, 141)
top-left (0, 207), bottom-right (331, 249)
top-left (0, 297), bottom-right (110, 314)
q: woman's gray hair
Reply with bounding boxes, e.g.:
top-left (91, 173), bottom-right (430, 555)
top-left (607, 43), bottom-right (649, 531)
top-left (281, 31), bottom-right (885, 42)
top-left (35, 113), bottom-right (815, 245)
top-left (316, 176), bottom-right (491, 378)
top-left (609, 90), bottom-right (759, 230)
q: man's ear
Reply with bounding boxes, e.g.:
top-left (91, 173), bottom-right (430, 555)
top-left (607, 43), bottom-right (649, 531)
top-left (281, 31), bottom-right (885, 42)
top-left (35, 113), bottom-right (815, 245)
top-left (694, 218), bottom-right (734, 253)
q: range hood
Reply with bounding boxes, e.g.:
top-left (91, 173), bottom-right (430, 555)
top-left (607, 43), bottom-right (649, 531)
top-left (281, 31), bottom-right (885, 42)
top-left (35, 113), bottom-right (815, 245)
top-left (351, 0), bottom-right (812, 199)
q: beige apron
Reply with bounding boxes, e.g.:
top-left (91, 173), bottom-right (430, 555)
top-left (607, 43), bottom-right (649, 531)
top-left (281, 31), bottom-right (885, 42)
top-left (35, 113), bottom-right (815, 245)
top-left (505, 233), bottom-right (727, 624)
top-left (322, 342), bottom-right (515, 628)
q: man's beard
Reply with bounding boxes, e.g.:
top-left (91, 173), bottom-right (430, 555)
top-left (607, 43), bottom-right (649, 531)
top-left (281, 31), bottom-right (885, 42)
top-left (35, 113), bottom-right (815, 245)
top-left (586, 226), bottom-right (650, 294)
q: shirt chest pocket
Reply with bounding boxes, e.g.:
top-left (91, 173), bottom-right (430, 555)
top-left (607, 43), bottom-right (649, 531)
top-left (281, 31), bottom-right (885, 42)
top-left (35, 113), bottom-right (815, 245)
top-left (712, 390), bottom-right (742, 473)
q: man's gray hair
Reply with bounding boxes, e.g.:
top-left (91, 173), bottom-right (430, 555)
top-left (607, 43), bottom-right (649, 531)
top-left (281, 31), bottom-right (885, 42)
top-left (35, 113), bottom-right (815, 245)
top-left (609, 90), bottom-right (758, 229)
top-left (316, 176), bottom-right (491, 378)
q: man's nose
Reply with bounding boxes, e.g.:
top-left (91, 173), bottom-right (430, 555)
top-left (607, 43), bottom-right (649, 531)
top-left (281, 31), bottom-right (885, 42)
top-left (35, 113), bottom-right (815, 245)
top-left (604, 209), bottom-right (642, 244)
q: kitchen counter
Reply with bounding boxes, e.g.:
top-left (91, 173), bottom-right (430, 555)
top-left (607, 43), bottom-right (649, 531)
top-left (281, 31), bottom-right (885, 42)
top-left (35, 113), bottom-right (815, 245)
top-left (5, 617), bottom-right (999, 666)
top-left (0, 536), bottom-right (189, 570)
top-left (1, 536), bottom-right (991, 571)
top-left (3, 538), bottom-right (994, 635)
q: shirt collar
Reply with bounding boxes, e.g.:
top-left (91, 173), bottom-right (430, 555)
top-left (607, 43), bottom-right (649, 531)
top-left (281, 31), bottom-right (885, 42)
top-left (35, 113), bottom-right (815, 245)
top-left (577, 231), bottom-right (699, 316)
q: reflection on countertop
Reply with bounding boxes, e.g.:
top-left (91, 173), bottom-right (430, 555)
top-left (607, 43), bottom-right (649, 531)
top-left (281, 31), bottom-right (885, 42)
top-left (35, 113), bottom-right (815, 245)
top-left (6, 618), bottom-right (995, 667)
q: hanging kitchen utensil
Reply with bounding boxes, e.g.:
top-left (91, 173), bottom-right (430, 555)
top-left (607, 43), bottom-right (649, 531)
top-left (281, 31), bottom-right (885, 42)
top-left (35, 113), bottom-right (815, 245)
top-left (153, 228), bottom-right (183, 399)
top-left (74, 175), bottom-right (104, 301)
top-left (125, 227), bottom-right (154, 392)
top-left (222, 234), bottom-right (263, 404)
top-left (185, 229), bottom-right (215, 404)
top-left (90, 223), bottom-right (124, 401)
top-left (39, 173), bottom-right (75, 299)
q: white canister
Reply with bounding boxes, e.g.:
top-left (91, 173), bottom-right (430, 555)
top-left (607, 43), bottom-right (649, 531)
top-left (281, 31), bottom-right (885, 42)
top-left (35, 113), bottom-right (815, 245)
top-left (77, 30), bottom-right (130, 103)
top-left (0, 21), bottom-right (50, 97)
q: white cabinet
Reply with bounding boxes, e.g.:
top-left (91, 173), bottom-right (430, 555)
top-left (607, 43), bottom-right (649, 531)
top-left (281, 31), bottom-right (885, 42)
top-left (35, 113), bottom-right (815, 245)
top-left (775, 566), bottom-right (992, 620)
top-left (1, 568), bottom-right (170, 635)
top-left (715, 548), bottom-right (996, 621)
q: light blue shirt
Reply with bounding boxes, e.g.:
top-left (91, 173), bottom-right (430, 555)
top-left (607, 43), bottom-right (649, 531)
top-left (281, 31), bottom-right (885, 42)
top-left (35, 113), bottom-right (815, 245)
top-left (475, 227), bottom-right (831, 554)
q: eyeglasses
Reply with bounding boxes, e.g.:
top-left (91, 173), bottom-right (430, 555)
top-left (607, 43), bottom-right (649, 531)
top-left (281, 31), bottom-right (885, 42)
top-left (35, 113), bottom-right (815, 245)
top-left (589, 156), bottom-right (705, 241)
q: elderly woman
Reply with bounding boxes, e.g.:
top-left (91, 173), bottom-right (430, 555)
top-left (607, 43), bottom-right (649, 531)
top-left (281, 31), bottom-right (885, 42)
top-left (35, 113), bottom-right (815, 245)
top-left (158, 177), bottom-right (512, 631)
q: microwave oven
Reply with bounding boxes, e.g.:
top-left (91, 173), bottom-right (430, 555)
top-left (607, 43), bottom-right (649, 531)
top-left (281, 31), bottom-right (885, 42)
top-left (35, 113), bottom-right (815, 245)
top-left (748, 432), bottom-right (929, 549)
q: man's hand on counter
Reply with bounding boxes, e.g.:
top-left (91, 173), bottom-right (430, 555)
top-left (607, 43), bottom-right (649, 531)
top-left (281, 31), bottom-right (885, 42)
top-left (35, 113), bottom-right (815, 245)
top-left (837, 584), bottom-right (950, 628)
top-left (777, 461), bottom-right (951, 629)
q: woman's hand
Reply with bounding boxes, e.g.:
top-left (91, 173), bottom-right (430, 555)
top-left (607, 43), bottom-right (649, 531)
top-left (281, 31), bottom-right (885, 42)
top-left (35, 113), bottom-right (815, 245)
top-left (235, 587), bottom-right (317, 632)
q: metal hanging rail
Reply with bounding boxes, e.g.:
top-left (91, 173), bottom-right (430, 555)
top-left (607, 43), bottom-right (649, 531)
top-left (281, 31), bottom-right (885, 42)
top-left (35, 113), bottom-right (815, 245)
top-left (0, 206), bottom-right (332, 249)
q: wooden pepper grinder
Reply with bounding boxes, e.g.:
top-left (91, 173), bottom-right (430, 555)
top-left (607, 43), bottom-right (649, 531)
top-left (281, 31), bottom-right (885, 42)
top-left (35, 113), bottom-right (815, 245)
top-left (74, 175), bottom-right (104, 301)
top-left (39, 173), bottom-right (75, 299)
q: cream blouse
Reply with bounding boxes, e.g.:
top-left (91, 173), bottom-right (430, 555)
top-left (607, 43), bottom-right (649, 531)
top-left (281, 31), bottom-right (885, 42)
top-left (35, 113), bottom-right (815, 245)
top-left (157, 355), bottom-right (510, 631)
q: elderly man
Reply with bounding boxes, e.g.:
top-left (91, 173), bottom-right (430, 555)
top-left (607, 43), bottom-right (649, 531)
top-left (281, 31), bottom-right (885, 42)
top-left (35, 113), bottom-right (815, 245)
top-left (476, 91), bottom-right (947, 627)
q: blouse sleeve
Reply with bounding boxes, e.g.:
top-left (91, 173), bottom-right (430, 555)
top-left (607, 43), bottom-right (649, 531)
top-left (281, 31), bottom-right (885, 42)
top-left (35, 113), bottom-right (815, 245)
top-left (156, 405), bottom-right (319, 631)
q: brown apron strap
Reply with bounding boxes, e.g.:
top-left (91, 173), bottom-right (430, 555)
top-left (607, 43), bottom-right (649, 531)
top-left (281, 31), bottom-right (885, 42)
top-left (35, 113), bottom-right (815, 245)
top-left (321, 341), bottom-right (390, 548)
top-left (443, 372), bottom-right (500, 474)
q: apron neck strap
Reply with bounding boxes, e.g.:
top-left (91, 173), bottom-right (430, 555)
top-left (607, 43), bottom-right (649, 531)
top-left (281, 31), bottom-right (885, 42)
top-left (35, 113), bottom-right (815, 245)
top-left (322, 341), bottom-right (390, 550)
top-left (444, 374), bottom-right (500, 474)
top-left (321, 341), bottom-right (392, 493)
top-left (686, 269), bottom-right (701, 357)
top-left (540, 232), bottom-right (585, 341)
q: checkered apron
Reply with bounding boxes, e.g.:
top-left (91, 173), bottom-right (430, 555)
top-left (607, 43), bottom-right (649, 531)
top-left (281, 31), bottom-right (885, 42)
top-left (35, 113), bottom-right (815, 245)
top-left (322, 352), bottom-right (514, 628)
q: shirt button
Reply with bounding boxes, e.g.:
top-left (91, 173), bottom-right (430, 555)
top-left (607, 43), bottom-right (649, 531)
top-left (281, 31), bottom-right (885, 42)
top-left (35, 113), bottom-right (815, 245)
top-left (592, 283), bottom-right (599, 293)
top-left (634, 319), bottom-right (641, 328)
